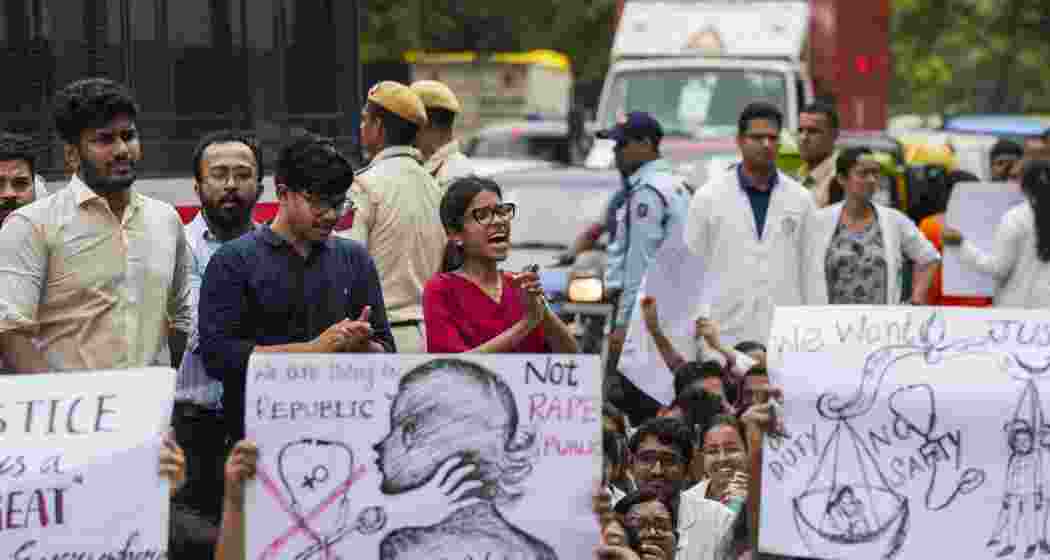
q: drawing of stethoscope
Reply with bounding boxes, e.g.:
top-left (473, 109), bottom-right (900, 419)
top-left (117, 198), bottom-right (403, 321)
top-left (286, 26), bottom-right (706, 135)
top-left (276, 438), bottom-right (387, 559)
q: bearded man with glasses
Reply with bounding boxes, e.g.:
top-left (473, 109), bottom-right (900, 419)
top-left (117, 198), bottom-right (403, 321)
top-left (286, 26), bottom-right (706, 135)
top-left (199, 133), bottom-right (394, 442)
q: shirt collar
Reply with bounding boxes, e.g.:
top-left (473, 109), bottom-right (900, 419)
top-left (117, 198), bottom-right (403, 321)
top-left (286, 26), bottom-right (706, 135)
top-left (69, 174), bottom-right (143, 214)
top-left (627, 158), bottom-right (672, 186)
top-left (801, 151), bottom-right (838, 182)
top-left (737, 164), bottom-right (778, 193)
top-left (191, 210), bottom-right (259, 242)
top-left (258, 224), bottom-right (332, 252)
top-left (372, 145), bottom-right (423, 163)
top-left (424, 140), bottom-right (462, 173)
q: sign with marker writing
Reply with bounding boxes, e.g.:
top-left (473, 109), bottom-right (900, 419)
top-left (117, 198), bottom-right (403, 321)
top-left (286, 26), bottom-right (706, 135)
top-left (0, 367), bottom-right (175, 557)
top-left (761, 306), bottom-right (1050, 560)
top-left (245, 354), bottom-right (601, 560)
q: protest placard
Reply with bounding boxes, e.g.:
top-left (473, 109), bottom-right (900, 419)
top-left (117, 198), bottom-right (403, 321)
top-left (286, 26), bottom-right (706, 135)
top-left (761, 306), bottom-right (1050, 560)
top-left (619, 220), bottom-right (712, 406)
top-left (245, 354), bottom-right (601, 560)
top-left (0, 367), bottom-right (175, 557)
top-left (943, 181), bottom-right (1025, 297)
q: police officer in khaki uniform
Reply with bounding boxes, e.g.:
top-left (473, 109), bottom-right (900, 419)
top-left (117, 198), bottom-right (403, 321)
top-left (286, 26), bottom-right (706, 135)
top-left (340, 81), bottom-right (445, 353)
top-left (410, 80), bottom-right (474, 187)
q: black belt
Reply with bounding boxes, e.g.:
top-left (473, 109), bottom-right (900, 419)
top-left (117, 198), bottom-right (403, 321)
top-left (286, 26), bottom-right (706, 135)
top-left (390, 319), bottom-right (421, 328)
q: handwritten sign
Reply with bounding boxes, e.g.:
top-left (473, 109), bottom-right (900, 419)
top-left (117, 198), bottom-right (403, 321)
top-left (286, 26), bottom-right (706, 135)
top-left (619, 221), bottom-right (712, 406)
top-left (761, 306), bottom-right (1050, 560)
top-left (0, 368), bottom-right (175, 556)
top-left (944, 181), bottom-right (1025, 297)
top-left (245, 354), bottom-right (602, 560)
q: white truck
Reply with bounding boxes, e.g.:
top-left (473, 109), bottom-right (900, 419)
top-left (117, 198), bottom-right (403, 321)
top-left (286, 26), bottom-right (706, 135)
top-left (584, 0), bottom-right (814, 183)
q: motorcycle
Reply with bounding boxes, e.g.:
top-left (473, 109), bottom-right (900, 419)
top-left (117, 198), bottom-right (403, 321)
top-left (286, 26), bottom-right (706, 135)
top-left (539, 250), bottom-right (613, 356)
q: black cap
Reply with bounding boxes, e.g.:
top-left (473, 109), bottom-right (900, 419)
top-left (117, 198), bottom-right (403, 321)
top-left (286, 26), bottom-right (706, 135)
top-left (596, 112), bottom-right (663, 144)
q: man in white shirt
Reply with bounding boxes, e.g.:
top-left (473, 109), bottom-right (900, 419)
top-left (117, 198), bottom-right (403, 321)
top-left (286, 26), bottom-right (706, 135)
top-left (410, 80), bottom-right (474, 187)
top-left (173, 130), bottom-right (264, 525)
top-left (684, 102), bottom-right (815, 346)
top-left (0, 77), bottom-right (192, 373)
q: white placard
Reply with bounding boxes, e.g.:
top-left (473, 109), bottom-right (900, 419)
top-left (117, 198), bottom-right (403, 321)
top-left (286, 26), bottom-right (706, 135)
top-left (245, 354), bottom-right (601, 560)
top-left (761, 306), bottom-right (1050, 560)
top-left (944, 181), bottom-right (1025, 297)
top-left (0, 368), bottom-right (175, 556)
top-left (619, 221), bottom-right (711, 406)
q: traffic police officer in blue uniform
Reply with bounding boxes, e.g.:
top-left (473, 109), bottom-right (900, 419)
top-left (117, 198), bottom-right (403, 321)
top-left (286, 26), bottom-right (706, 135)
top-left (599, 112), bottom-right (689, 377)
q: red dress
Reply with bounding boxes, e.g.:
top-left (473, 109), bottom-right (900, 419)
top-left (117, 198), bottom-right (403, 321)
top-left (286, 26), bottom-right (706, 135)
top-left (423, 272), bottom-right (550, 353)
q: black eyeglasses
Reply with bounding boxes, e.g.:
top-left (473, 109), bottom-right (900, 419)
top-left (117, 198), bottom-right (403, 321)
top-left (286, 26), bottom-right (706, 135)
top-left (299, 191), bottom-right (353, 216)
top-left (471, 202), bottom-right (516, 225)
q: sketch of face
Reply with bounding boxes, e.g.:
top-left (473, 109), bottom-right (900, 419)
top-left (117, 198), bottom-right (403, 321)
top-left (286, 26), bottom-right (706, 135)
top-left (375, 360), bottom-right (516, 495)
top-left (837, 489), bottom-right (863, 518)
top-left (1012, 430), bottom-right (1034, 455)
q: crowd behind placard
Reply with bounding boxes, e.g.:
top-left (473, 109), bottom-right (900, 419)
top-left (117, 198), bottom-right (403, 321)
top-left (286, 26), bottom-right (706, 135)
top-left (1, 75), bottom-right (1049, 559)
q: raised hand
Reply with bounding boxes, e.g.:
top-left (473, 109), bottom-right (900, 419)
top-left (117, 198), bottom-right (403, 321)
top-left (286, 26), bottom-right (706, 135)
top-left (344, 306), bottom-right (375, 350)
top-left (640, 296), bottom-right (660, 335)
top-left (224, 440), bottom-right (259, 511)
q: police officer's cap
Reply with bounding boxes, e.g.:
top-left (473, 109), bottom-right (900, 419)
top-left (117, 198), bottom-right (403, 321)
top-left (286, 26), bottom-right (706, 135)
top-left (596, 112), bottom-right (663, 144)
top-left (367, 81), bottom-right (428, 127)
top-left (410, 80), bottom-right (461, 114)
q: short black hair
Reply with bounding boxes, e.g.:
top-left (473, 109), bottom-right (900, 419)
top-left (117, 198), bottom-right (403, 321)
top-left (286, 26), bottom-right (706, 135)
top-left (53, 77), bottom-right (139, 145)
top-left (274, 133), bottom-right (356, 197)
top-left (673, 361), bottom-right (723, 398)
top-left (613, 489), bottom-right (678, 547)
top-left (426, 107), bottom-right (457, 130)
top-left (835, 146), bottom-right (875, 178)
top-left (191, 130), bottom-right (265, 185)
top-left (367, 101), bottom-right (420, 147)
top-left (628, 417), bottom-right (694, 461)
top-left (800, 101), bottom-right (840, 131)
top-left (990, 138), bottom-right (1024, 162)
top-left (738, 101), bottom-right (783, 135)
top-left (1043, 127), bottom-right (1050, 141)
top-left (0, 132), bottom-right (38, 176)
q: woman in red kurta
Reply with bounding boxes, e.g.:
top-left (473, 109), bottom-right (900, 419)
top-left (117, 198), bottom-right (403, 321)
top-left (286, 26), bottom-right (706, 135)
top-left (423, 176), bottom-right (578, 354)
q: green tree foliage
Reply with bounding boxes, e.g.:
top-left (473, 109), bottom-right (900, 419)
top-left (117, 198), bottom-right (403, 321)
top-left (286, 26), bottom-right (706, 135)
top-left (892, 0), bottom-right (1050, 115)
top-left (362, 0), bottom-right (618, 82)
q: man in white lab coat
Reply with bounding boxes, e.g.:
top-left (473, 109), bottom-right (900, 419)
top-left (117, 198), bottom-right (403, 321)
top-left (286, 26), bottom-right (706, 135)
top-left (684, 102), bottom-right (815, 347)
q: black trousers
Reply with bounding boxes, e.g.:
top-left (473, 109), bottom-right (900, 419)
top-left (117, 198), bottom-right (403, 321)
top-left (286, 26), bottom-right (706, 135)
top-left (171, 401), bottom-right (231, 525)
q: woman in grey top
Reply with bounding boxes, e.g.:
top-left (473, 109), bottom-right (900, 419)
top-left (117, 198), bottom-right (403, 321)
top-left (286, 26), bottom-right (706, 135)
top-left (802, 147), bottom-right (940, 305)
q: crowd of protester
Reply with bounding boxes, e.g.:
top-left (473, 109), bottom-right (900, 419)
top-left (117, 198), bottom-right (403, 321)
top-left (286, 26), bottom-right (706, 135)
top-left (0, 74), bottom-right (1049, 559)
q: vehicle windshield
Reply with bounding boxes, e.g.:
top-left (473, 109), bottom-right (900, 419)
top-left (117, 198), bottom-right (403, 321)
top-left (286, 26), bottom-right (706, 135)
top-left (601, 69), bottom-right (787, 139)
top-left (463, 133), bottom-right (568, 162)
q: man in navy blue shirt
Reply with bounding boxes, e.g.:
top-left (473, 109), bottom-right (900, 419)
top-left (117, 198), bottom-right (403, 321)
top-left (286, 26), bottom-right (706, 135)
top-left (199, 134), bottom-right (394, 440)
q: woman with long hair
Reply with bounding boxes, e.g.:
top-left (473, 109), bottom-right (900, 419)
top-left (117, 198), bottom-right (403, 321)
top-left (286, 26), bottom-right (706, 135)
top-left (944, 159), bottom-right (1050, 307)
top-left (803, 146), bottom-right (940, 305)
top-left (423, 175), bottom-right (577, 353)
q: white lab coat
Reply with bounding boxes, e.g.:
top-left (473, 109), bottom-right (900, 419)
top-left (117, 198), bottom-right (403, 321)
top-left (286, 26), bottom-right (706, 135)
top-left (684, 166), bottom-right (815, 346)
top-left (802, 201), bottom-right (941, 305)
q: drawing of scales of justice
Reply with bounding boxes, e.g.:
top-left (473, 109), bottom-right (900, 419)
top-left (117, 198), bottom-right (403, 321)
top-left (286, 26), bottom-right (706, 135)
top-left (789, 312), bottom-right (1050, 559)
